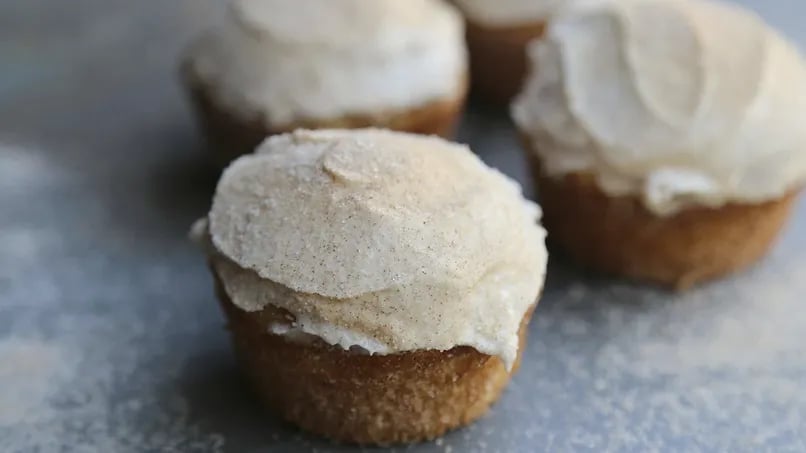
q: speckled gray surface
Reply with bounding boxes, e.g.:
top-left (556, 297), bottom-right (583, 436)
top-left (2, 1), bottom-right (806, 452)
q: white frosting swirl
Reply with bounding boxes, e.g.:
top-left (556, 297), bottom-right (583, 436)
top-left (512, 0), bottom-right (806, 215)
top-left (453, 0), bottom-right (563, 27)
top-left (202, 129), bottom-right (547, 369)
top-left (185, 0), bottom-right (467, 126)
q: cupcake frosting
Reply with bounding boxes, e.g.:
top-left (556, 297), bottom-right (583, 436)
top-left (512, 0), bottom-right (806, 215)
top-left (199, 129), bottom-right (547, 369)
top-left (186, 0), bottom-right (467, 126)
top-left (453, 0), bottom-right (563, 27)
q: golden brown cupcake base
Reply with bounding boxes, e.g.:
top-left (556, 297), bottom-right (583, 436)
top-left (530, 157), bottom-right (800, 290)
top-left (465, 20), bottom-right (546, 106)
top-left (181, 66), bottom-right (467, 167)
top-left (212, 270), bottom-right (534, 445)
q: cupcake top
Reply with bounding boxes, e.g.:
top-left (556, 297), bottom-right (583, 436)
top-left (512, 0), bottom-right (806, 215)
top-left (453, 0), bottom-right (563, 27)
top-left (198, 129), bottom-right (547, 369)
top-left (185, 0), bottom-right (467, 126)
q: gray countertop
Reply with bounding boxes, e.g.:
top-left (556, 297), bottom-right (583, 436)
top-left (2, 1), bottom-right (805, 452)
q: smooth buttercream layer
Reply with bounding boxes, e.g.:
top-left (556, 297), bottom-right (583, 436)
top-left (203, 129), bottom-right (548, 369)
top-left (453, 0), bottom-right (562, 27)
top-left (186, 0), bottom-right (467, 126)
top-left (513, 0), bottom-right (806, 215)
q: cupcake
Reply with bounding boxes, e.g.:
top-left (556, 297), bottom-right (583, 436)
top-left (512, 0), bottom-right (806, 289)
top-left (181, 0), bottom-right (468, 166)
top-left (192, 129), bottom-right (548, 444)
top-left (452, 0), bottom-right (561, 105)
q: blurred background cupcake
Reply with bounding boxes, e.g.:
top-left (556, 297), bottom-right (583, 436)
top-left (512, 0), bottom-right (806, 289)
top-left (181, 0), bottom-right (468, 165)
top-left (452, 0), bottom-right (562, 105)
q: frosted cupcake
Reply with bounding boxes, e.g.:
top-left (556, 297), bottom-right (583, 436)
top-left (193, 129), bottom-right (548, 444)
top-left (512, 0), bottom-right (806, 289)
top-left (452, 0), bottom-right (562, 105)
top-left (181, 0), bottom-right (468, 165)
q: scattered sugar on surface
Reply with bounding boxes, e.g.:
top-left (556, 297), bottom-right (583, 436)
top-left (0, 142), bottom-right (223, 450)
top-left (0, 313), bottom-right (225, 452)
top-left (0, 338), bottom-right (72, 427)
top-left (598, 262), bottom-right (806, 378)
top-left (517, 251), bottom-right (806, 452)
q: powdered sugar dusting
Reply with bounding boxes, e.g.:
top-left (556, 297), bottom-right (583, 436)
top-left (594, 261), bottom-right (806, 379)
top-left (0, 338), bottom-right (73, 427)
top-left (0, 313), bottom-right (225, 453)
top-left (512, 249), bottom-right (806, 452)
